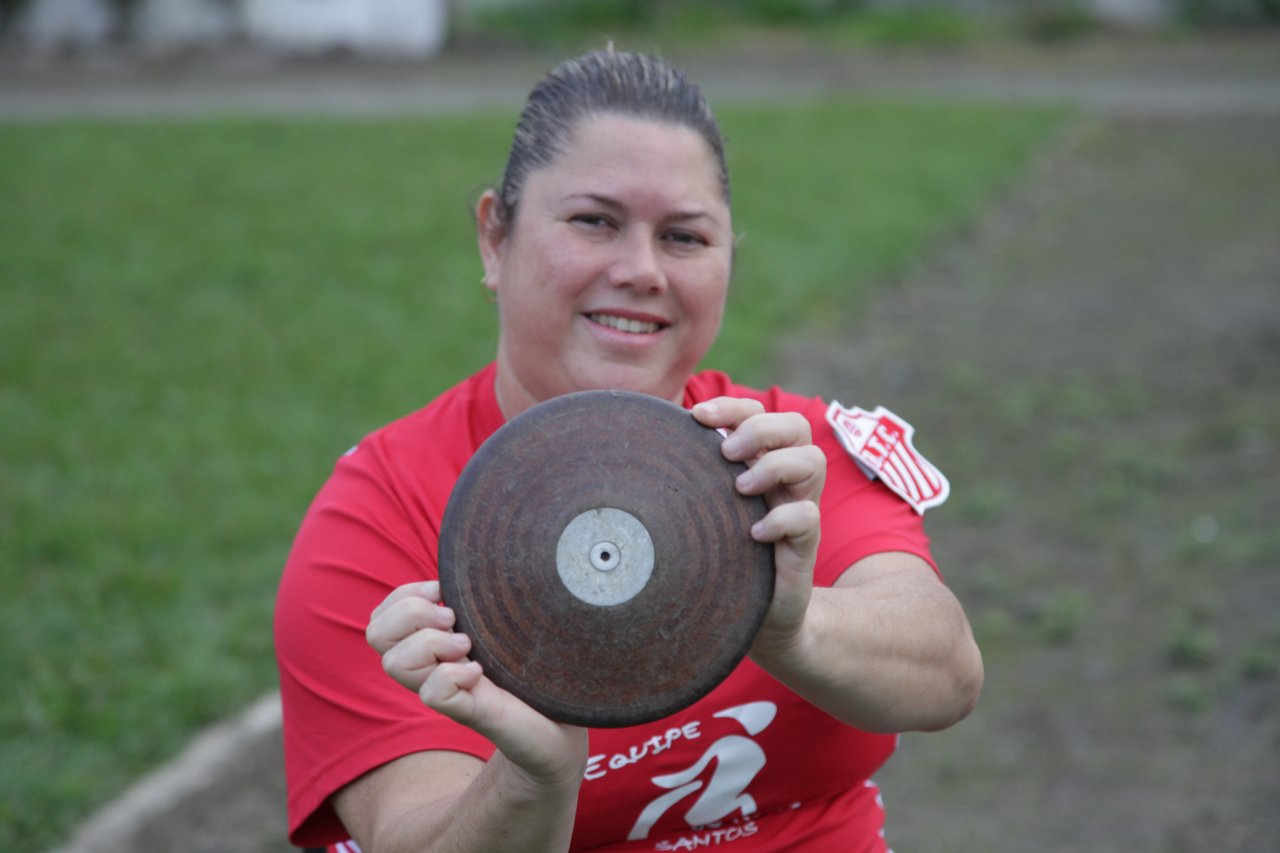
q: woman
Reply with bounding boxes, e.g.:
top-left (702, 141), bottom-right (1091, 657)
top-left (275, 48), bottom-right (983, 852)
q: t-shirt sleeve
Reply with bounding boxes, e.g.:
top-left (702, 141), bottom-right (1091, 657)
top-left (684, 372), bottom-right (941, 588)
top-left (800, 394), bottom-right (940, 587)
top-left (273, 440), bottom-right (495, 848)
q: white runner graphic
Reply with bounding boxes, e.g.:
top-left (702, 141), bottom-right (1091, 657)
top-left (627, 702), bottom-right (777, 841)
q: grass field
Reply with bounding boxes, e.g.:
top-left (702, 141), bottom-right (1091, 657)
top-left (0, 100), bottom-right (1062, 848)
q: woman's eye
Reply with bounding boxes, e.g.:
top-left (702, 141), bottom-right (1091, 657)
top-left (570, 214), bottom-right (610, 229)
top-left (665, 230), bottom-right (707, 247)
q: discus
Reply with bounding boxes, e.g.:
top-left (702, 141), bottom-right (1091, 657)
top-left (437, 389), bottom-right (774, 728)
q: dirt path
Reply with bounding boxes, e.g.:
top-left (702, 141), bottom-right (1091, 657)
top-left (41, 33), bottom-right (1280, 853)
top-left (780, 110), bottom-right (1280, 851)
top-left (4, 33), bottom-right (1280, 119)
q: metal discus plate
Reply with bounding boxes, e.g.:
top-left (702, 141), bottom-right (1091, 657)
top-left (438, 389), bottom-right (774, 728)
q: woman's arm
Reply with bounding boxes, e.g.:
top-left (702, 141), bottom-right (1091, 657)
top-left (335, 581), bottom-right (588, 852)
top-left (754, 552), bottom-right (983, 733)
top-left (334, 749), bottom-right (579, 853)
top-left (692, 398), bottom-right (983, 734)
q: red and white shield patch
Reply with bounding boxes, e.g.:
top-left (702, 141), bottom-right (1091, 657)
top-left (825, 402), bottom-right (949, 514)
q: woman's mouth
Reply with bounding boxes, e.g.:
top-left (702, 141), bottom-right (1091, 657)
top-left (586, 313), bottom-right (664, 334)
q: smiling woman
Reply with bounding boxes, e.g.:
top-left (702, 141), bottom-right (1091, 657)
top-left (478, 114), bottom-right (733, 413)
top-left (273, 46), bottom-right (982, 853)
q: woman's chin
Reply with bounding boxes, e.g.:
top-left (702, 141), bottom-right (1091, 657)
top-left (566, 367), bottom-right (682, 404)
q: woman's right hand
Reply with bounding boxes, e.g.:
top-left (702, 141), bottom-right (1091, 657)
top-left (366, 580), bottom-right (589, 787)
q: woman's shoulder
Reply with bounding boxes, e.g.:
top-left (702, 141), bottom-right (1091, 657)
top-left (338, 363), bottom-right (502, 477)
top-left (683, 369), bottom-right (824, 415)
top-left (686, 370), bottom-right (949, 516)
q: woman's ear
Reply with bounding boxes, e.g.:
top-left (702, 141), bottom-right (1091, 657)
top-left (476, 190), bottom-right (506, 297)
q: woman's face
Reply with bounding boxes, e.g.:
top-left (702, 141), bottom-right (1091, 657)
top-left (479, 113), bottom-right (733, 418)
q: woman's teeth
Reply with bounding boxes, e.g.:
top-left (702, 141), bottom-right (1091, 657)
top-left (588, 313), bottom-right (661, 334)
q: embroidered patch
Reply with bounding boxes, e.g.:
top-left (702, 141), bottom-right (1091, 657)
top-left (825, 402), bottom-right (949, 514)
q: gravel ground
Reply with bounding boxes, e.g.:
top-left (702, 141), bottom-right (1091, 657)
top-left (781, 109), bottom-right (1280, 852)
top-left (4, 32), bottom-right (1280, 119)
top-left (32, 31), bottom-right (1280, 853)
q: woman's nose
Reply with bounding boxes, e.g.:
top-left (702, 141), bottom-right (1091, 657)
top-left (607, 231), bottom-right (667, 293)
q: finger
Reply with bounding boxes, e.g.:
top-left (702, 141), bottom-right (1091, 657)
top-left (735, 444), bottom-right (826, 501)
top-left (719, 412), bottom-right (812, 463)
top-left (370, 580), bottom-right (442, 622)
top-left (380, 627), bottom-right (472, 692)
top-left (421, 662), bottom-right (586, 781)
top-left (421, 660), bottom-right (545, 746)
top-left (690, 397), bottom-right (765, 432)
top-left (367, 594), bottom-right (457, 654)
top-left (751, 502), bottom-right (820, 654)
top-left (751, 499), bottom-right (822, 555)
top-left (420, 659), bottom-right (486, 719)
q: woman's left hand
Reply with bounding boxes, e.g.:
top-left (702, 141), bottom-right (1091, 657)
top-left (691, 396), bottom-right (826, 659)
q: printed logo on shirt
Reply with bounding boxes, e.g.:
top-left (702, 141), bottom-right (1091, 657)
top-left (585, 721), bottom-right (705, 782)
top-left (654, 820), bottom-right (760, 850)
top-left (825, 402), bottom-right (949, 514)
top-left (615, 701), bottom-right (778, 843)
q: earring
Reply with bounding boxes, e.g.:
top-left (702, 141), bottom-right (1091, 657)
top-left (482, 275), bottom-right (497, 304)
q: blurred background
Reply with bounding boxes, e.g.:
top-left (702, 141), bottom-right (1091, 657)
top-left (2, 1), bottom-right (1278, 851)
top-left (2, 0), bottom-right (1279, 57)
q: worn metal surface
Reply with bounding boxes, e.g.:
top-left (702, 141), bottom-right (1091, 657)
top-left (438, 390), bottom-right (774, 728)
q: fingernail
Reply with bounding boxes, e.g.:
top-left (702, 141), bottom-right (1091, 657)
top-left (736, 469), bottom-right (753, 490)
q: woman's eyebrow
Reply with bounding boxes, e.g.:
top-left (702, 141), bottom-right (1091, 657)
top-left (563, 193), bottom-right (721, 226)
top-left (668, 209), bottom-right (720, 226)
top-left (562, 192), bottom-right (624, 210)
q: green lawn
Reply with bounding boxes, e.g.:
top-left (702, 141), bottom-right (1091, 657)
top-left (0, 100), bottom-right (1061, 848)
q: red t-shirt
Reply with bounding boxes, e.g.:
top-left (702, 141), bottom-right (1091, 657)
top-left (274, 364), bottom-right (938, 851)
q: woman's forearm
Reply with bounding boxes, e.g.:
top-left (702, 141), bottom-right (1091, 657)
top-left (338, 748), bottom-right (582, 853)
top-left (355, 582), bottom-right (590, 851)
top-left (751, 553), bottom-right (983, 734)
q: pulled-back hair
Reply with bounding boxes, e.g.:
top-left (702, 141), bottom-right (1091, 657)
top-left (492, 48), bottom-right (730, 225)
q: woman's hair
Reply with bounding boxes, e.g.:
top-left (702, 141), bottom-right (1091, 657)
top-left (491, 47), bottom-right (729, 225)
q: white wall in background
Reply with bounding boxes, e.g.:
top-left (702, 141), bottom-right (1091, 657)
top-left (18, 0), bottom-right (113, 48)
top-left (242, 0), bottom-right (448, 56)
top-left (13, 0), bottom-right (449, 56)
top-left (136, 0), bottom-right (239, 47)
top-left (1090, 0), bottom-right (1173, 27)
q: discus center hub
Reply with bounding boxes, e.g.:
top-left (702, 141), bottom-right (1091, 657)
top-left (590, 541), bottom-right (620, 572)
top-left (556, 508), bottom-right (654, 606)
